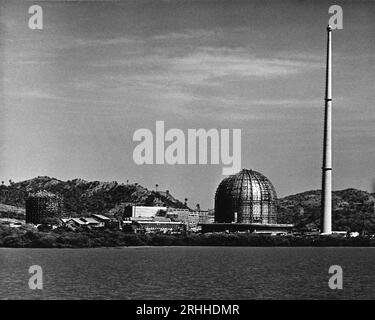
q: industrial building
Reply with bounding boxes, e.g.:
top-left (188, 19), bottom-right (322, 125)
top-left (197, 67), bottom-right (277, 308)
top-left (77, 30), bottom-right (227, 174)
top-left (166, 208), bottom-right (201, 230)
top-left (197, 168), bottom-right (294, 234)
top-left (122, 219), bottom-right (186, 234)
top-left (60, 217), bottom-right (105, 229)
top-left (92, 214), bottom-right (111, 225)
top-left (214, 169), bottom-right (278, 224)
top-left (25, 190), bottom-right (62, 224)
top-left (135, 220), bottom-right (186, 234)
top-left (197, 209), bottom-right (215, 224)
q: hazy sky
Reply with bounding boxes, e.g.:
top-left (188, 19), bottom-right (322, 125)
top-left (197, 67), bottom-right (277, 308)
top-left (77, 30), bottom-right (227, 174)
top-left (1, 0), bottom-right (374, 209)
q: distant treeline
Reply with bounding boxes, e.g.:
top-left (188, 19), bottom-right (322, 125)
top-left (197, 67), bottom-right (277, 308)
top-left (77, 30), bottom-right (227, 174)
top-left (1, 225), bottom-right (374, 248)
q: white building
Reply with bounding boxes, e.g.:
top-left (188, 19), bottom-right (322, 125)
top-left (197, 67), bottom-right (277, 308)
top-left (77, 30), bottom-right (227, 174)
top-left (131, 206), bottom-right (167, 219)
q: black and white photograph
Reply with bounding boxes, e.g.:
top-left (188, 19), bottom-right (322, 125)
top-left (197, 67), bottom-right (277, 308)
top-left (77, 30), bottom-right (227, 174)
top-left (0, 0), bottom-right (374, 307)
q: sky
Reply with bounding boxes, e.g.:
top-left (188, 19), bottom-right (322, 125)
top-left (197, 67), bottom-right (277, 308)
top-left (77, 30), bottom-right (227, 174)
top-left (1, 0), bottom-right (374, 209)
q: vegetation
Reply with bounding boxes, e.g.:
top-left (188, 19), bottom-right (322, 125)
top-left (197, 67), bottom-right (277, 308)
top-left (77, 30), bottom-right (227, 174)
top-left (0, 203), bottom-right (25, 220)
top-left (0, 224), bottom-right (374, 248)
top-left (277, 188), bottom-right (375, 234)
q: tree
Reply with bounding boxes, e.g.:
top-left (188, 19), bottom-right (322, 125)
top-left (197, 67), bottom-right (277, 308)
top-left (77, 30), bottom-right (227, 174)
top-left (43, 217), bottom-right (61, 226)
top-left (156, 209), bottom-right (167, 217)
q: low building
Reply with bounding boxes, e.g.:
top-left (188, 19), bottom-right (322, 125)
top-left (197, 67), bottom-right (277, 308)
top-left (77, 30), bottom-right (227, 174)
top-left (166, 208), bottom-right (190, 222)
top-left (125, 215), bottom-right (186, 234)
top-left (61, 218), bottom-right (71, 225)
top-left (67, 218), bottom-right (87, 227)
top-left (187, 212), bottom-right (200, 230)
top-left (135, 220), bottom-right (186, 234)
top-left (200, 223), bottom-right (294, 234)
top-left (92, 214), bottom-right (111, 225)
top-left (166, 208), bottom-right (200, 231)
top-left (197, 210), bottom-right (215, 224)
top-left (82, 217), bottom-right (103, 227)
top-left (61, 217), bottom-right (102, 229)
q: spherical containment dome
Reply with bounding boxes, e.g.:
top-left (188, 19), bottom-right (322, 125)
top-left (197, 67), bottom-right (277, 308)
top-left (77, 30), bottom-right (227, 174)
top-left (215, 169), bottom-right (277, 224)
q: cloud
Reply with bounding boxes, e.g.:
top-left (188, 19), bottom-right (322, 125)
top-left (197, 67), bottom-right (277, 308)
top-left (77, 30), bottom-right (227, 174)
top-left (2, 21), bottom-right (326, 122)
top-left (66, 37), bottom-right (141, 49)
top-left (38, 44), bottom-right (323, 120)
top-left (151, 29), bottom-right (221, 41)
top-left (6, 88), bottom-right (59, 100)
top-left (172, 47), bottom-right (318, 81)
top-left (85, 45), bottom-right (322, 118)
top-left (90, 45), bottom-right (320, 82)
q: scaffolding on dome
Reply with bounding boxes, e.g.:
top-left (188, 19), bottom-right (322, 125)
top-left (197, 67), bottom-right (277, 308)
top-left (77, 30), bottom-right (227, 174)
top-left (215, 169), bottom-right (277, 224)
top-left (25, 190), bottom-right (63, 224)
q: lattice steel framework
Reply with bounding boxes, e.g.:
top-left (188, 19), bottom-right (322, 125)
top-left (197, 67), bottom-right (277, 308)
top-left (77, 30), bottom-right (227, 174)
top-left (25, 190), bottom-right (62, 224)
top-left (215, 169), bottom-right (277, 224)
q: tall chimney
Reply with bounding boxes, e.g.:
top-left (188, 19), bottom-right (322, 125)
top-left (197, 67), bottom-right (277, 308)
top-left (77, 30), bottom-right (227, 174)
top-left (321, 25), bottom-right (333, 235)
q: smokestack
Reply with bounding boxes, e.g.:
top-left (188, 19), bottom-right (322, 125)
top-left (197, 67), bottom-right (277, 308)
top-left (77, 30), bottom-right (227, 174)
top-left (321, 25), bottom-right (333, 235)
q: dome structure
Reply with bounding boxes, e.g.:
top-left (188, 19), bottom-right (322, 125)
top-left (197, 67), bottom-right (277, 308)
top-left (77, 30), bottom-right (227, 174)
top-left (215, 169), bottom-right (277, 224)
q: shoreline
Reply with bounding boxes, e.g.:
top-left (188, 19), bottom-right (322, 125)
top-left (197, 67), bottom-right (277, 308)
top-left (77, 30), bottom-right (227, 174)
top-left (1, 227), bottom-right (374, 248)
top-left (1, 245), bottom-right (375, 249)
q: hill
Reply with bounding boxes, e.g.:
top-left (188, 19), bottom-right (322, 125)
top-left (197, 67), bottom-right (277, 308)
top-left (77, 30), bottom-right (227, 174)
top-left (0, 203), bottom-right (25, 220)
top-left (1, 177), bottom-right (374, 233)
top-left (277, 188), bottom-right (375, 233)
top-left (0, 176), bottom-right (188, 218)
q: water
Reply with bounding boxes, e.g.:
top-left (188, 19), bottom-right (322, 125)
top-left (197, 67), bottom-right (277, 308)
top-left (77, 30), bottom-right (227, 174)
top-left (0, 247), bottom-right (374, 299)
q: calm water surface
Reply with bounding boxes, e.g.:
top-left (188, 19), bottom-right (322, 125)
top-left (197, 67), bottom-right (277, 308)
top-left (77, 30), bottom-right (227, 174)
top-left (0, 247), bottom-right (374, 299)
